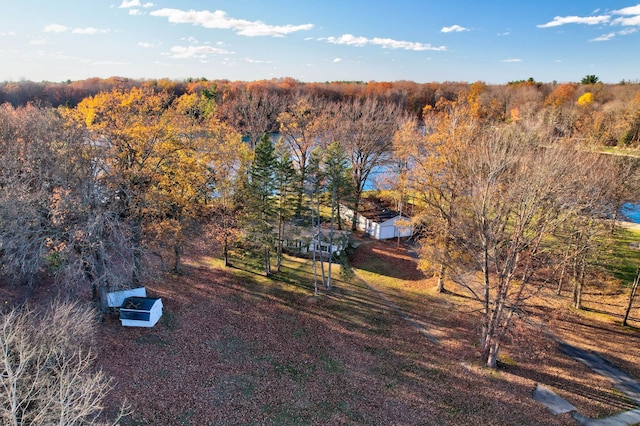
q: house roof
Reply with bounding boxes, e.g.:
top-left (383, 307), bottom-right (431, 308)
top-left (359, 208), bottom-right (407, 223)
top-left (358, 196), bottom-right (412, 223)
top-left (121, 297), bottom-right (160, 311)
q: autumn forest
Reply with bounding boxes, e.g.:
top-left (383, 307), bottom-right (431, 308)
top-left (2, 76), bottom-right (640, 424)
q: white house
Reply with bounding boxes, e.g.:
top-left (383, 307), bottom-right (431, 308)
top-left (341, 201), bottom-right (413, 240)
top-left (282, 230), bottom-right (348, 258)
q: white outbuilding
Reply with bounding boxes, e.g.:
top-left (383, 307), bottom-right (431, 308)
top-left (119, 297), bottom-right (163, 327)
top-left (340, 198), bottom-right (413, 240)
top-left (357, 209), bottom-right (413, 240)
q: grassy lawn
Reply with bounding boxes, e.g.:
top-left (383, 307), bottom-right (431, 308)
top-left (94, 237), bottom-right (640, 425)
top-left (602, 226), bottom-right (640, 284)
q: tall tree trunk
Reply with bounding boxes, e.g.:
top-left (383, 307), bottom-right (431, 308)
top-left (264, 248), bottom-right (270, 276)
top-left (327, 186), bottom-right (336, 291)
top-left (436, 204), bottom-right (453, 293)
top-left (310, 204), bottom-right (319, 295)
top-left (223, 232), bottom-right (230, 267)
top-left (481, 239), bottom-right (491, 362)
top-left (486, 339), bottom-right (500, 369)
top-left (436, 262), bottom-right (446, 293)
top-left (573, 258), bottom-right (586, 310)
top-left (557, 251), bottom-right (568, 295)
top-left (222, 208), bottom-right (231, 267)
top-left (89, 239), bottom-right (110, 313)
top-left (351, 188), bottom-right (361, 232)
top-left (172, 244), bottom-right (182, 274)
top-left (131, 217), bottom-right (142, 287)
top-left (623, 267), bottom-right (640, 326)
top-left (317, 197), bottom-right (327, 288)
top-left (276, 214), bottom-right (284, 272)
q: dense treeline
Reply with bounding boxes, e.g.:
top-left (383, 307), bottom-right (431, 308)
top-left (3, 77), bottom-right (639, 145)
top-left (1, 75), bottom-right (640, 381)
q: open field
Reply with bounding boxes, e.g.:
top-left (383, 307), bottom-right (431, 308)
top-left (87, 233), bottom-right (640, 425)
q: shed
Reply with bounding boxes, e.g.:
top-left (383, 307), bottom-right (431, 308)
top-left (358, 209), bottom-right (412, 240)
top-left (107, 287), bottom-right (147, 308)
top-left (119, 297), bottom-right (163, 327)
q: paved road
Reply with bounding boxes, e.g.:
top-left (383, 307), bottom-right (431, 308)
top-left (557, 342), bottom-right (640, 425)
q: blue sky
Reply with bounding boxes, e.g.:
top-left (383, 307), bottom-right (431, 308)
top-left (1, 1), bottom-right (639, 84)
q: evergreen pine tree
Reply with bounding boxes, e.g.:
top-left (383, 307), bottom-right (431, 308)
top-left (247, 133), bottom-right (277, 275)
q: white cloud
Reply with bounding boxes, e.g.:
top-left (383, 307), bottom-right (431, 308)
top-left (326, 33), bottom-right (446, 51)
top-left (72, 27), bottom-right (110, 35)
top-left (163, 45), bottom-right (234, 59)
top-left (244, 58), bottom-right (272, 64)
top-left (333, 57), bottom-right (342, 63)
top-left (137, 42), bottom-right (158, 48)
top-left (441, 24), bottom-right (469, 33)
top-left (538, 5), bottom-right (640, 30)
top-left (619, 27), bottom-right (639, 34)
top-left (119, 0), bottom-right (144, 8)
top-left (129, 9), bottom-right (142, 16)
top-left (537, 5), bottom-right (640, 46)
top-left (0, 31), bottom-right (17, 36)
top-left (326, 34), bottom-right (368, 46)
top-left (497, 31), bottom-right (511, 36)
top-left (589, 32), bottom-right (616, 41)
top-left (501, 58), bottom-right (522, 63)
top-left (612, 15), bottom-right (640, 26)
top-left (150, 8), bottom-right (313, 37)
top-left (30, 38), bottom-right (48, 45)
top-left (537, 15), bottom-right (610, 28)
top-left (181, 36), bottom-right (199, 44)
top-left (613, 5), bottom-right (640, 15)
top-left (44, 24), bottom-right (110, 35)
top-left (589, 26), bottom-right (639, 41)
top-left (44, 24), bottom-right (70, 33)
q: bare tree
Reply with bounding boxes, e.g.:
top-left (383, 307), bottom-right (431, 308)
top-left (0, 104), bottom-right (64, 286)
top-left (334, 97), bottom-right (403, 231)
top-left (0, 301), bottom-right (127, 425)
top-left (222, 84), bottom-right (285, 150)
top-left (445, 128), bottom-right (605, 368)
top-left (277, 96), bottom-right (325, 217)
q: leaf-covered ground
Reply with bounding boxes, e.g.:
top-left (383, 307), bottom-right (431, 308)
top-left (88, 235), bottom-right (640, 425)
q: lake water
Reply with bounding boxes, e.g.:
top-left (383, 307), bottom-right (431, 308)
top-left (621, 203), bottom-right (640, 223)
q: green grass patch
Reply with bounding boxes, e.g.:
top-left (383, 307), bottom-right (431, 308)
top-left (600, 226), bottom-right (640, 284)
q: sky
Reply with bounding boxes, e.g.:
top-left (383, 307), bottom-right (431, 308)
top-left (1, 1), bottom-right (639, 84)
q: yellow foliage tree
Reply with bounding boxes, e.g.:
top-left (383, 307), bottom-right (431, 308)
top-left (577, 92), bottom-right (594, 107)
top-left (71, 87), bottom-right (247, 285)
top-left (395, 96), bottom-right (478, 292)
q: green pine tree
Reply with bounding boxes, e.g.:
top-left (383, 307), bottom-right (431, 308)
top-left (246, 133), bottom-right (277, 275)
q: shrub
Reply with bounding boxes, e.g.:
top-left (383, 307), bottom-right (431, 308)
top-left (0, 300), bottom-right (126, 425)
